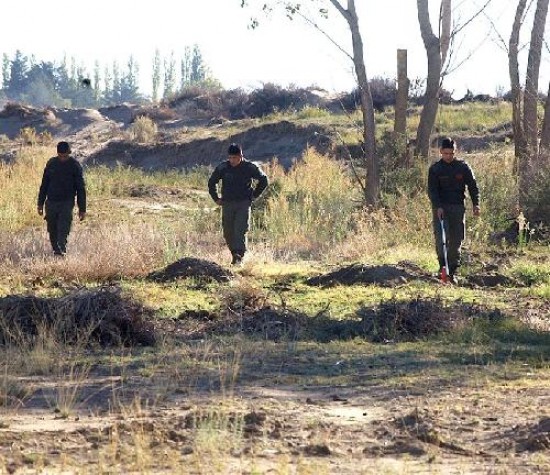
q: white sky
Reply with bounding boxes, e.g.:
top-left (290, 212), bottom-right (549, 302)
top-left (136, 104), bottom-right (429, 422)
top-left (1, 0), bottom-right (549, 99)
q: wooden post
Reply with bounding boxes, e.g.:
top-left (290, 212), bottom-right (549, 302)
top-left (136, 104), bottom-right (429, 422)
top-left (395, 49), bottom-right (409, 138)
top-left (395, 49), bottom-right (410, 164)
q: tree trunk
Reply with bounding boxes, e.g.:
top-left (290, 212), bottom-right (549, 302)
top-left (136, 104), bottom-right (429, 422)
top-left (440, 0), bottom-right (452, 67)
top-left (540, 81), bottom-right (550, 153)
top-left (523, 0), bottom-right (549, 155)
top-left (395, 49), bottom-right (408, 140)
top-left (509, 0), bottom-right (528, 173)
top-left (416, 0), bottom-right (442, 158)
top-left (331, 0), bottom-right (379, 206)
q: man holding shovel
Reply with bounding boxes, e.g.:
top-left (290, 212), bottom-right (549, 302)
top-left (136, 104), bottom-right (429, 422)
top-left (428, 137), bottom-right (480, 284)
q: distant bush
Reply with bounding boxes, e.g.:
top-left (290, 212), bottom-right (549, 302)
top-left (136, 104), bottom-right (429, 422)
top-left (128, 116), bottom-right (158, 143)
top-left (18, 127), bottom-right (37, 145)
top-left (168, 84), bottom-right (328, 120)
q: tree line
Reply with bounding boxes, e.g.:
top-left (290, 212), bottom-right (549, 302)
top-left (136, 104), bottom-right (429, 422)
top-left (0, 46), bottom-right (215, 109)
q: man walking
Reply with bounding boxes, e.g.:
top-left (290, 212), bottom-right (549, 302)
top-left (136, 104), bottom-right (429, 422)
top-left (428, 137), bottom-right (480, 283)
top-left (208, 143), bottom-right (268, 265)
top-left (38, 141), bottom-right (86, 256)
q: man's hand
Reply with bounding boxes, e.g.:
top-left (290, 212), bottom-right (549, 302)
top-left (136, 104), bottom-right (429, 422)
top-left (37, 206), bottom-right (44, 216)
top-left (78, 211), bottom-right (86, 221)
top-left (473, 205), bottom-right (480, 217)
top-left (215, 199), bottom-right (222, 206)
top-left (437, 207), bottom-right (444, 220)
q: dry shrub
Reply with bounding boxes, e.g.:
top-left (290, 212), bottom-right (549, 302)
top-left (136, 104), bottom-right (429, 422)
top-left (0, 222), bottom-right (165, 281)
top-left (18, 126), bottom-right (38, 145)
top-left (357, 298), bottom-right (505, 342)
top-left (128, 116), bottom-right (158, 143)
top-left (0, 286), bottom-right (156, 347)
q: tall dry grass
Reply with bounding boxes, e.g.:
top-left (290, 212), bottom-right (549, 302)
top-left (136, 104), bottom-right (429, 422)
top-left (0, 142), bottom-right (521, 280)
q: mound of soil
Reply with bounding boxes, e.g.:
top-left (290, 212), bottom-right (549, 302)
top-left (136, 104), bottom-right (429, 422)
top-left (306, 261), bottom-right (433, 288)
top-left (465, 272), bottom-right (522, 288)
top-left (147, 257), bottom-right (233, 284)
top-left (0, 103), bottom-right (112, 140)
top-left (85, 120), bottom-right (330, 170)
top-left (0, 286), bottom-right (155, 347)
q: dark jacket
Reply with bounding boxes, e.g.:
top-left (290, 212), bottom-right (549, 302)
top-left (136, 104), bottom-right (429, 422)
top-left (37, 157), bottom-right (86, 212)
top-left (428, 159), bottom-right (479, 208)
top-left (208, 158), bottom-right (268, 203)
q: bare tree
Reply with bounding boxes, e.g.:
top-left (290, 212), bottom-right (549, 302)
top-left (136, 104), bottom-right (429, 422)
top-left (416, 0), bottom-right (494, 159)
top-left (541, 81), bottom-right (550, 152)
top-left (524, 0), bottom-right (549, 155)
top-left (240, 0), bottom-right (379, 206)
top-left (416, 0), bottom-right (447, 158)
top-left (509, 0), bottom-right (528, 166)
top-left (508, 0), bottom-right (549, 214)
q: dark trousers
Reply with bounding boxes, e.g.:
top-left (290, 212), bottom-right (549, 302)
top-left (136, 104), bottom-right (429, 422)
top-left (432, 204), bottom-right (465, 274)
top-left (45, 201), bottom-right (74, 255)
top-left (222, 200), bottom-right (251, 257)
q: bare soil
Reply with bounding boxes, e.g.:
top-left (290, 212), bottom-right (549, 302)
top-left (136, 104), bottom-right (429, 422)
top-left (147, 257), bottom-right (233, 284)
top-left (306, 261), bottom-right (436, 287)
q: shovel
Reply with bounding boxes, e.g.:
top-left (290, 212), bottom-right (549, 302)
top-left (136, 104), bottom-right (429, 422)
top-left (439, 218), bottom-right (450, 284)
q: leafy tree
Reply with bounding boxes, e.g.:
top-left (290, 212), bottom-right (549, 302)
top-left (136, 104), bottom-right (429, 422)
top-left (152, 49), bottom-right (162, 102)
top-left (1, 53), bottom-right (9, 90)
top-left (163, 52), bottom-right (176, 99)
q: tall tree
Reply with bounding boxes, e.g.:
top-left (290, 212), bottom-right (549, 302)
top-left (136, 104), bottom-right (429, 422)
top-left (121, 55), bottom-right (140, 102)
top-left (509, 0), bottom-right (528, 166)
top-left (523, 0), bottom-right (549, 155)
top-left (163, 52), bottom-right (176, 99)
top-left (415, 0), bottom-right (448, 158)
top-left (2, 53), bottom-right (10, 90)
top-left (190, 45), bottom-right (206, 84)
top-left (242, 0), bottom-right (379, 205)
top-left (7, 50), bottom-right (30, 97)
top-left (93, 61), bottom-right (102, 105)
top-left (180, 46), bottom-right (192, 89)
top-left (152, 49), bottom-right (162, 102)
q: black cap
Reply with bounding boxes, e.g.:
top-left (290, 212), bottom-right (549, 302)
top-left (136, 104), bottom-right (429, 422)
top-left (440, 137), bottom-right (455, 149)
top-left (228, 143), bottom-right (242, 155)
top-left (57, 141), bottom-right (71, 154)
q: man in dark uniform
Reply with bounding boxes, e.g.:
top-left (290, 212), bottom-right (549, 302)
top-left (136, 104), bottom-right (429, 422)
top-left (208, 143), bottom-right (268, 265)
top-left (37, 141), bottom-right (86, 256)
top-left (428, 137), bottom-right (480, 283)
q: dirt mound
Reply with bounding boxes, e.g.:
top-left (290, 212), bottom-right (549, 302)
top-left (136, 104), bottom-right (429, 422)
top-left (465, 272), bottom-right (522, 288)
top-left (306, 261), bottom-right (434, 287)
top-left (98, 103), bottom-right (139, 126)
top-left (147, 257), bottom-right (233, 284)
top-left (0, 103), bottom-right (113, 140)
top-left (85, 120), bottom-right (330, 170)
top-left (0, 286), bottom-right (155, 347)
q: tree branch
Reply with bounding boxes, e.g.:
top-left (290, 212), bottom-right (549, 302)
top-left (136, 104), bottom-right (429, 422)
top-left (327, 0), bottom-right (350, 21)
top-left (452, 0), bottom-right (494, 38)
top-left (292, 8), bottom-right (354, 61)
